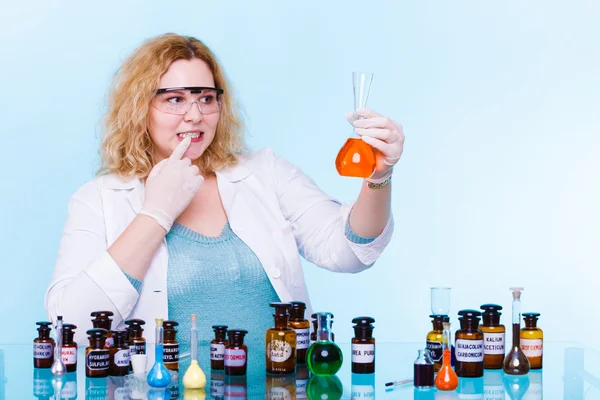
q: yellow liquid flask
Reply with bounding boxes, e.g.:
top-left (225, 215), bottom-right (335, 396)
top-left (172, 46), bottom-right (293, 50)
top-left (335, 72), bottom-right (376, 178)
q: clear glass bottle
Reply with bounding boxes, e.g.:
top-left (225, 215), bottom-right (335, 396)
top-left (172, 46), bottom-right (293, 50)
top-left (108, 330), bottom-right (130, 376)
top-left (435, 321), bottom-right (459, 391)
top-left (288, 301), bottom-right (310, 364)
top-left (413, 349), bottom-right (434, 388)
top-left (425, 314), bottom-right (446, 372)
top-left (61, 324), bottom-right (78, 373)
top-left (480, 304), bottom-right (505, 369)
top-left (225, 329), bottom-right (248, 376)
top-left (521, 312), bottom-right (543, 370)
top-left (306, 312), bottom-right (342, 376)
top-left (51, 316), bottom-right (67, 376)
top-left (147, 318), bottom-right (172, 388)
top-left (90, 311), bottom-right (114, 349)
top-left (503, 287), bottom-right (530, 375)
top-left (163, 320), bottom-right (179, 371)
top-left (34, 321), bottom-right (55, 369)
top-left (310, 313), bottom-right (335, 344)
top-left (85, 328), bottom-right (109, 378)
top-left (351, 316), bottom-right (375, 374)
top-left (455, 309), bottom-right (484, 378)
top-left (211, 325), bottom-right (229, 370)
top-left (266, 302), bottom-right (297, 374)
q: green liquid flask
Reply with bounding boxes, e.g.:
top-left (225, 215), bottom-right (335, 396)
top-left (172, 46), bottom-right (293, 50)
top-left (306, 312), bottom-right (342, 376)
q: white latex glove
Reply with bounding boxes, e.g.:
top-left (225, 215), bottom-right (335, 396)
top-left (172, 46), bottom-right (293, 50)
top-left (139, 137), bottom-right (204, 232)
top-left (347, 108), bottom-right (405, 183)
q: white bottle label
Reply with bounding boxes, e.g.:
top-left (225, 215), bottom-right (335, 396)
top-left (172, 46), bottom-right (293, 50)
top-left (296, 379), bottom-right (308, 399)
top-left (163, 343), bottom-right (179, 364)
top-left (521, 339), bottom-right (543, 357)
top-left (352, 343), bottom-right (375, 364)
top-left (87, 350), bottom-right (110, 370)
top-left (61, 347), bottom-right (77, 365)
top-left (455, 339), bottom-right (484, 362)
top-left (211, 343), bottom-right (226, 360)
top-left (113, 349), bottom-right (130, 367)
top-left (33, 343), bottom-right (53, 359)
top-left (295, 328), bottom-right (310, 350)
top-left (483, 332), bottom-right (505, 355)
top-left (268, 387), bottom-right (293, 400)
top-left (224, 348), bottom-right (247, 367)
top-left (268, 340), bottom-right (293, 363)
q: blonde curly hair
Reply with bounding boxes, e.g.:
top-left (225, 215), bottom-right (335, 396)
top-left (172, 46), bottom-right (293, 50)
top-left (98, 33), bottom-right (247, 178)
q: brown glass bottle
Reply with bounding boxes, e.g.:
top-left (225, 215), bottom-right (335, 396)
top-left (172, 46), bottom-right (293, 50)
top-left (86, 328), bottom-right (109, 378)
top-left (61, 324), bottom-right (78, 372)
top-left (351, 316), bottom-right (375, 373)
top-left (455, 309), bottom-right (484, 378)
top-left (225, 329), bottom-right (248, 376)
top-left (288, 301), bottom-right (310, 364)
top-left (266, 302), bottom-right (297, 374)
top-left (211, 325), bottom-right (229, 370)
top-left (34, 321), bottom-right (55, 369)
top-left (480, 304), bottom-right (505, 369)
top-left (108, 330), bottom-right (130, 376)
top-left (91, 311), bottom-right (114, 349)
top-left (426, 315), bottom-right (446, 372)
top-left (125, 319), bottom-right (146, 355)
top-left (163, 320), bottom-right (179, 371)
top-left (521, 312), bottom-right (543, 370)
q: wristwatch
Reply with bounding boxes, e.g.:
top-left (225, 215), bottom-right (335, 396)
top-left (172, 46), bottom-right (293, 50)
top-left (367, 174), bottom-right (392, 189)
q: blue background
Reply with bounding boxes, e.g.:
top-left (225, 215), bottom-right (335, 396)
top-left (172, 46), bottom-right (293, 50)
top-left (0, 0), bottom-right (598, 347)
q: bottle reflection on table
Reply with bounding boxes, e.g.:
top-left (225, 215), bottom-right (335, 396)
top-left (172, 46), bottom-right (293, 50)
top-left (483, 369), bottom-right (505, 400)
top-left (306, 375), bottom-right (343, 400)
top-left (224, 374), bottom-right (247, 400)
top-left (33, 368), bottom-right (54, 400)
top-left (503, 374), bottom-right (530, 400)
top-left (295, 364), bottom-right (309, 399)
top-left (210, 369), bottom-right (225, 400)
top-left (85, 376), bottom-right (108, 400)
top-left (265, 373), bottom-right (296, 400)
top-left (351, 373), bottom-right (374, 400)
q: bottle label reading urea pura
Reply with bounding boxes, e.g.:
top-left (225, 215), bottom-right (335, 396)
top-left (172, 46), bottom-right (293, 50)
top-left (483, 332), bottom-right (505, 355)
top-left (455, 339), bottom-right (484, 362)
top-left (351, 343), bottom-right (375, 363)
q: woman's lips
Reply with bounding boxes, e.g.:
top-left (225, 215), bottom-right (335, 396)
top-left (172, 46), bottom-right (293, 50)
top-left (177, 132), bottom-right (204, 143)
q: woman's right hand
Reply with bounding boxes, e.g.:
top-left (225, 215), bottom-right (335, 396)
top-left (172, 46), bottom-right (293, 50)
top-left (139, 137), bottom-right (204, 232)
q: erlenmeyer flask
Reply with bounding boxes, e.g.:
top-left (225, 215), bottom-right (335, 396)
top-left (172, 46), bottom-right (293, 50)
top-left (335, 72), bottom-right (376, 178)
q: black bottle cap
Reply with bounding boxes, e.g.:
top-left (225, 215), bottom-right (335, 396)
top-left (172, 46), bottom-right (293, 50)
top-left (91, 311), bottom-right (114, 330)
top-left (164, 320), bottom-right (179, 341)
top-left (289, 302), bottom-right (307, 319)
top-left (86, 328), bottom-right (108, 348)
top-left (227, 329), bottom-right (248, 346)
top-left (443, 316), bottom-right (450, 323)
top-left (62, 324), bottom-right (77, 344)
top-left (270, 302), bottom-right (291, 317)
top-left (352, 316), bottom-right (375, 340)
top-left (36, 321), bottom-right (52, 334)
top-left (523, 312), bottom-right (540, 327)
top-left (212, 325), bottom-right (228, 332)
top-left (111, 330), bottom-right (128, 347)
top-left (480, 304), bottom-right (502, 326)
top-left (458, 309), bottom-right (482, 318)
top-left (125, 319), bottom-right (146, 332)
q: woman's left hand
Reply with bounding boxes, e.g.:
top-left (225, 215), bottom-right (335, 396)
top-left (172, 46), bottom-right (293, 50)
top-left (347, 108), bottom-right (405, 182)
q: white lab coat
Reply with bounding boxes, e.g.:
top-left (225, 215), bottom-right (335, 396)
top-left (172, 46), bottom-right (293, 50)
top-left (45, 148), bottom-right (394, 344)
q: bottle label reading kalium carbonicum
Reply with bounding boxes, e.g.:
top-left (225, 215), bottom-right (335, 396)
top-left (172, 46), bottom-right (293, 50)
top-left (352, 344), bottom-right (375, 364)
top-left (455, 339), bottom-right (484, 362)
top-left (483, 332), bottom-right (505, 355)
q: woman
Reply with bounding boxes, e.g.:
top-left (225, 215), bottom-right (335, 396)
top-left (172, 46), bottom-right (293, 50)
top-left (45, 33), bottom-right (403, 345)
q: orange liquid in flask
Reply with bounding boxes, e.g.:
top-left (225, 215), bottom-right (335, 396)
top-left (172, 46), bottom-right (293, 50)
top-left (335, 138), bottom-right (376, 178)
top-left (435, 349), bottom-right (458, 391)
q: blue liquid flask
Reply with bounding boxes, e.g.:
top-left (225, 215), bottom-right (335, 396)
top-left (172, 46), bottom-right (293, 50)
top-left (147, 318), bottom-right (171, 388)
